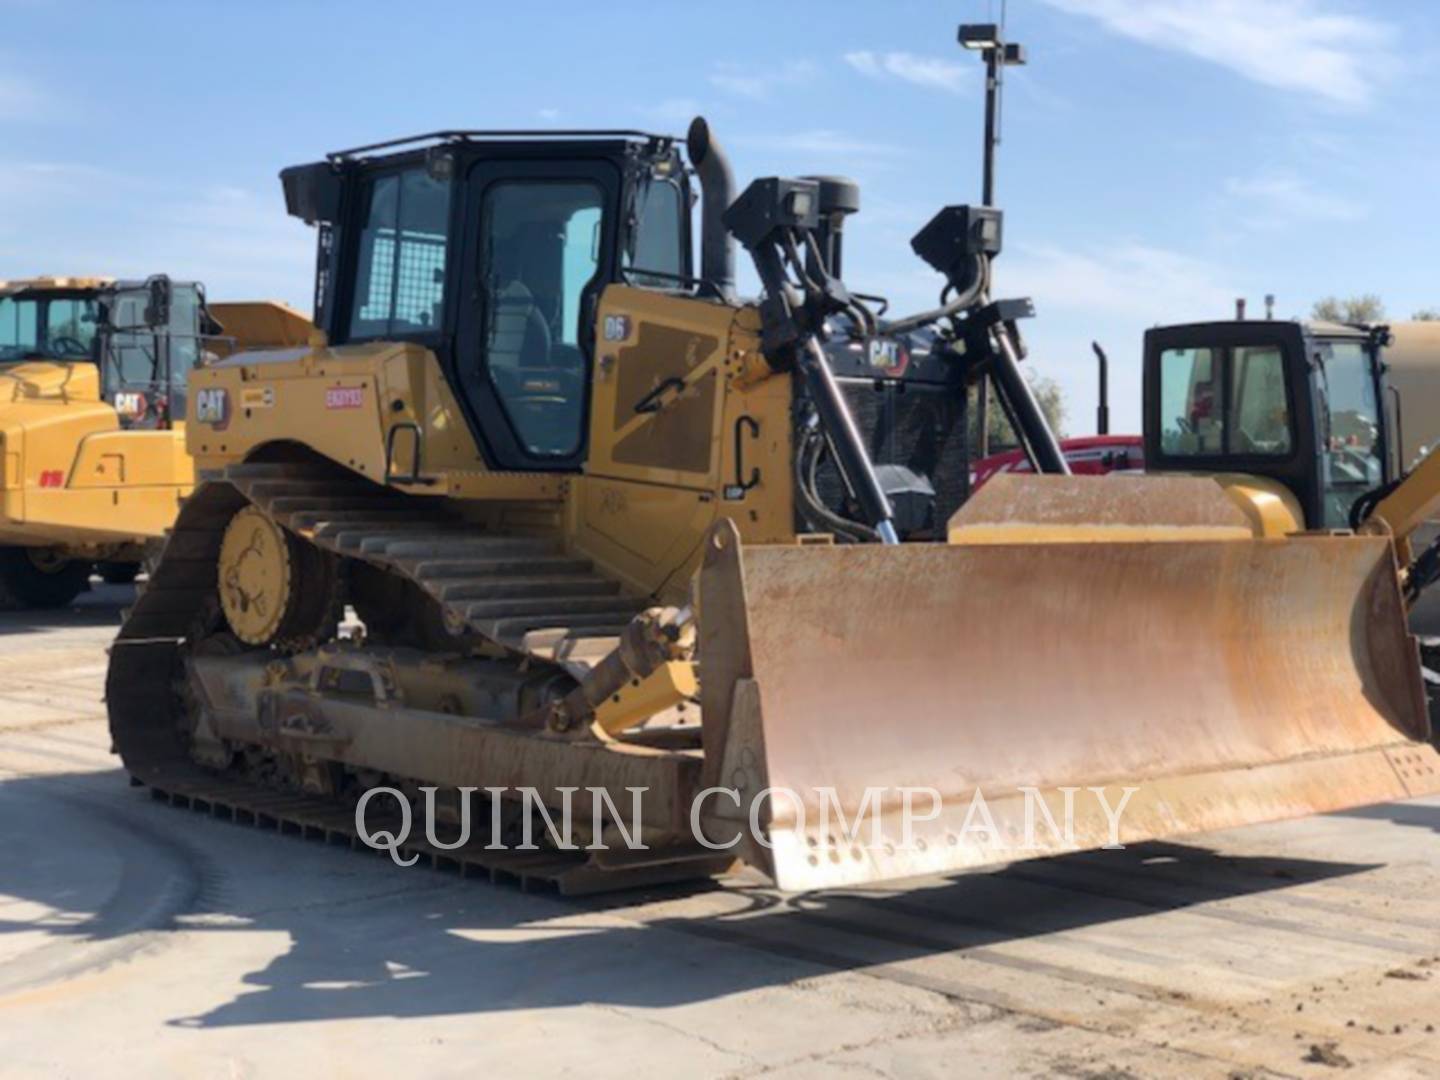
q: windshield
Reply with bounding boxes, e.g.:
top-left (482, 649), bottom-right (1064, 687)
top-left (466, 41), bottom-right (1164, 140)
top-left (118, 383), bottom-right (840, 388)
top-left (1317, 338), bottom-right (1384, 528)
top-left (101, 283), bottom-right (204, 426)
top-left (0, 293), bottom-right (100, 362)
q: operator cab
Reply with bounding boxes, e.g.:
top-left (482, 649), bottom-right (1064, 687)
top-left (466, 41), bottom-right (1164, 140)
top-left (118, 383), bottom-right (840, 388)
top-left (282, 130), bottom-right (693, 472)
top-left (1143, 319), bottom-right (1389, 529)
top-left (0, 275), bottom-right (215, 428)
top-left (99, 276), bottom-right (214, 429)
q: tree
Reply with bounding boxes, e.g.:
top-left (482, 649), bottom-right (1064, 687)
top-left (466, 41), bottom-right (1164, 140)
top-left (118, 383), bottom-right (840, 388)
top-left (1311, 294), bottom-right (1386, 323)
top-left (1412, 308), bottom-right (1440, 321)
top-left (971, 371), bottom-right (1067, 452)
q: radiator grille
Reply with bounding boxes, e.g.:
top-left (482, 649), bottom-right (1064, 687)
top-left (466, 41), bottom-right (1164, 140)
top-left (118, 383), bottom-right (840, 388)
top-left (813, 380), bottom-right (969, 539)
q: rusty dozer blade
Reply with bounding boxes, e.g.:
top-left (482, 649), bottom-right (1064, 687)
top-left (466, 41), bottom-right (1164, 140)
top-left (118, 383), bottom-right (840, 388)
top-left (697, 501), bottom-right (1440, 892)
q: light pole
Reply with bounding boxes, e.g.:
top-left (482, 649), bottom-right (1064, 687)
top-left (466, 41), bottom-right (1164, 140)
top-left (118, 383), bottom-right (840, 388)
top-left (959, 21), bottom-right (1026, 458)
top-left (959, 23), bottom-right (1026, 205)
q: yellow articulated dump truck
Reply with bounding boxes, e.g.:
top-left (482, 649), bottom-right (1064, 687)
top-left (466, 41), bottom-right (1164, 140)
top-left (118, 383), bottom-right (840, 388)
top-left (108, 119), bottom-right (1440, 895)
top-left (0, 275), bottom-right (310, 607)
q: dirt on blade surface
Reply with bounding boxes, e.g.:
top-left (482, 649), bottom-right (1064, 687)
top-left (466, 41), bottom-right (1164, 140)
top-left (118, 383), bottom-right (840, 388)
top-left (2, 589), bottom-right (1440, 1078)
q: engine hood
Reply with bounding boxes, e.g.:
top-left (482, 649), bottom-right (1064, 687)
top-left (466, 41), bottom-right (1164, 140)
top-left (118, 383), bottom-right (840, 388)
top-left (0, 360), bottom-right (102, 403)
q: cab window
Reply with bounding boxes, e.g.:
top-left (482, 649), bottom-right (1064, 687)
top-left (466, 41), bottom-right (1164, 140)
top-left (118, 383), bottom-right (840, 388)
top-left (1159, 344), bottom-right (1291, 457)
top-left (106, 291), bottom-right (158, 385)
top-left (623, 177), bottom-right (685, 288)
top-left (348, 167), bottom-right (451, 340)
top-left (480, 179), bottom-right (604, 457)
top-left (1159, 347), bottom-right (1223, 454)
top-left (1230, 346), bottom-right (1291, 455)
top-left (166, 284), bottom-right (202, 378)
top-left (0, 297), bottom-right (40, 360)
top-left (44, 298), bottom-right (99, 358)
top-left (1318, 340), bottom-right (1383, 527)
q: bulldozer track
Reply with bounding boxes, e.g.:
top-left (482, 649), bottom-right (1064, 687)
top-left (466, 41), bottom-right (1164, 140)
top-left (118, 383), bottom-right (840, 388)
top-left (132, 771), bottom-right (717, 895)
top-left (106, 462), bottom-right (704, 895)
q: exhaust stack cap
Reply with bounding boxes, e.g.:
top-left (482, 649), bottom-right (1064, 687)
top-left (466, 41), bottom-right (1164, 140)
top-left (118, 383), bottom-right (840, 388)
top-left (799, 175), bottom-right (860, 219)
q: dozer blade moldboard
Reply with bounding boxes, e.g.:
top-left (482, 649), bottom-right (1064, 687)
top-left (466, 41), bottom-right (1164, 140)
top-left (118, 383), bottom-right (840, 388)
top-left (698, 524), bottom-right (1440, 892)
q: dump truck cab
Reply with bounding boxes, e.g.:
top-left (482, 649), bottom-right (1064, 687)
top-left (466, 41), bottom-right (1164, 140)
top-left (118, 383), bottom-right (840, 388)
top-left (0, 275), bottom-right (226, 604)
top-left (1143, 319), bottom-right (1390, 533)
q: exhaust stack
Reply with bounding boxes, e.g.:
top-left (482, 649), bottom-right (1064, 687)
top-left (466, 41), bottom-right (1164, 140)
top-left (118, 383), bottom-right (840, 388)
top-left (686, 117), bottom-right (736, 301)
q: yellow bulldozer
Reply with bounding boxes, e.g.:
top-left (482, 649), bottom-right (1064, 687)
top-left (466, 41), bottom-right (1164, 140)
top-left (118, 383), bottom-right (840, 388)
top-left (108, 120), bottom-right (1440, 893)
top-left (0, 275), bottom-right (311, 606)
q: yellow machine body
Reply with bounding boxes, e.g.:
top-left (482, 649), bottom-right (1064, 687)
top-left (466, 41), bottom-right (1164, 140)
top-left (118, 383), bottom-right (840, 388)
top-left (0, 358), bottom-right (191, 549)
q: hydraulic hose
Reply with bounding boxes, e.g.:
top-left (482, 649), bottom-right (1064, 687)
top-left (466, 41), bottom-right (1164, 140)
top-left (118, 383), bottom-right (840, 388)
top-left (883, 255), bottom-right (989, 335)
top-left (795, 336), bottom-right (899, 544)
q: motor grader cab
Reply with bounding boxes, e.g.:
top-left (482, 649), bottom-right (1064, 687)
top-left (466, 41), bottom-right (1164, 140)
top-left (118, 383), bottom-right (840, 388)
top-left (109, 119), bottom-right (1440, 894)
top-left (1143, 319), bottom-right (1391, 533)
top-left (1144, 318), bottom-right (1440, 620)
top-left (0, 276), bottom-right (312, 606)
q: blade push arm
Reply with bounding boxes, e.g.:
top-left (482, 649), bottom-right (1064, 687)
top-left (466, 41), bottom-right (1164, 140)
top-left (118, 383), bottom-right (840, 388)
top-left (723, 177), bottom-right (901, 544)
top-left (1360, 448), bottom-right (1440, 601)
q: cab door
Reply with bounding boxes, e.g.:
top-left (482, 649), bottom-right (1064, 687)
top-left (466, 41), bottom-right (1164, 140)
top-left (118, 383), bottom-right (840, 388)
top-left (101, 280), bottom-right (200, 430)
top-left (453, 159), bottom-right (620, 472)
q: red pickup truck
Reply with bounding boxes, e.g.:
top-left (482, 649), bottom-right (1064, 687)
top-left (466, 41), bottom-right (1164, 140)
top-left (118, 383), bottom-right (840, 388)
top-left (970, 434), bottom-right (1144, 492)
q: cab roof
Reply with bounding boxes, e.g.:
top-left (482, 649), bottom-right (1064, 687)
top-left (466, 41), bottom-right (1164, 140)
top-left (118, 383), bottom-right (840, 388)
top-left (325, 128), bottom-right (678, 164)
top-left (0, 275), bottom-right (115, 295)
top-left (1152, 317), bottom-right (1371, 340)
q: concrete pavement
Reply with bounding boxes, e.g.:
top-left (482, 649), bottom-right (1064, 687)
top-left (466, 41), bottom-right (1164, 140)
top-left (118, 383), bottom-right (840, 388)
top-left (1, 586), bottom-right (1438, 1078)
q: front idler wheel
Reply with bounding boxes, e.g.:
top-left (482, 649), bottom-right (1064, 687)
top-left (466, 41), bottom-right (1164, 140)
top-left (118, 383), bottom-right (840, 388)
top-left (217, 506), bottom-right (342, 651)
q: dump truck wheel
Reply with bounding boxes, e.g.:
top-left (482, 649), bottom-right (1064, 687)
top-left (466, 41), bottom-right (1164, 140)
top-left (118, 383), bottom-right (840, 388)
top-left (97, 561), bottom-right (141, 585)
top-left (0, 547), bottom-right (92, 608)
top-left (217, 506), bottom-right (342, 650)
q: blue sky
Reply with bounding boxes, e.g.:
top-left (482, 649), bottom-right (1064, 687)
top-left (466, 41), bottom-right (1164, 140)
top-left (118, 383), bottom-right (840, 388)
top-left (2, 0), bottom-right (1436, 431)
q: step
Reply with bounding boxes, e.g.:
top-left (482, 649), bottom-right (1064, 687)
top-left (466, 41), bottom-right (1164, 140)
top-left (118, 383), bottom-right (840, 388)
top-left (428, 574), bottom-right (620, 603)
top-left (324, 522), bottom-right (470, 549)
top-left (482, 611), bottom-right (646, 643)
top-left (406, 555), bottom-right (595, 581)
top-left (287, 507), bottom-right (429, 531)
top-left (461, 595), bottom-right (646, 621)
top-left (380, 537), bottom-right (562, 560)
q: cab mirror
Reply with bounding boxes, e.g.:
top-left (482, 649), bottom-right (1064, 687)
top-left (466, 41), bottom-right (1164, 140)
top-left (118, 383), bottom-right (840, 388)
top-left (144, 275), bottom-right (172, 329)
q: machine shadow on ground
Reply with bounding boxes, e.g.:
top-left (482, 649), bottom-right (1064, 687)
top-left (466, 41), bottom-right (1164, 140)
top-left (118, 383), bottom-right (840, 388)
top-left (0, 768), bottom-right (1384, 1030)
top-left (1332, 801), bottom-right (1440, 834)
top-left (0, 581), bottom-right (134, 636)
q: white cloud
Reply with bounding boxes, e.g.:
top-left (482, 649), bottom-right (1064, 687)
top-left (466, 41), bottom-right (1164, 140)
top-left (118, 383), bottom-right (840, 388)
top-left (536, 107), bottom-right (560, 122)
top-left (1004, 242), bottom-right (1236, 321)
top-left (843, 51), bottom-right (971, 95)
top-left (1224, 171), bottom-right (1365, 225)
top-left (709, 59), bottom-right (817, 100)
top-left (1038, 0), bottom-right (1394, 107)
